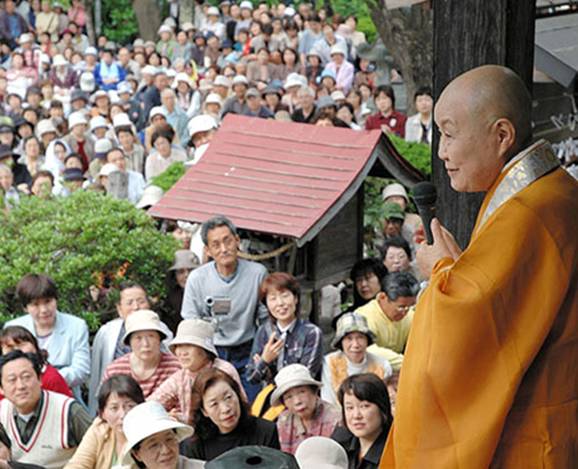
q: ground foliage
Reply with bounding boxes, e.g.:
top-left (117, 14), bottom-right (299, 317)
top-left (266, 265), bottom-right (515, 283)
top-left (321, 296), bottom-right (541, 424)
top-left (0, 191), bottom-right (178, 329)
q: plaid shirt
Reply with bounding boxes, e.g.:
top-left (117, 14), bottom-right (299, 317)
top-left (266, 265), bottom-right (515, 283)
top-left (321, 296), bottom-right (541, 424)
top-left (276, 400), bottom-right (342, 454)
top-left (246, 318), bottom-right (323, 385)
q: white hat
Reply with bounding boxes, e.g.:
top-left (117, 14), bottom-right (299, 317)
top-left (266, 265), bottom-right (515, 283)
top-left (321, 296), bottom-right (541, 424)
top-left (112, 113), bottom-right (132, 128)
top-left (35, 119), bottom-right (57, 138)
top-left (166, 69), bottom-right (177, 79)
top-left (52, 54), bottom-right (68, 67)
top-left (85, 46), bottom-right (98, 56)
top-left (98, 162), bottom-right (119, 178)
top-left (270, 364), bottom-right (322, 407)
top-left (94, 138), bottom-right (113, 155)
top-left (207, 6), bottom-right (220, 16)
top-left (117, 81), bottom-right (133, 95)
top-left (205, 93), bottom-right (223, 107)
top-left (382, 182), bottom-right (409, 203)
top-left (173, 72), bottom-right (193, 89)
top-left (284, 73), bottom-right (306, 90)
top-left (142, 65), bottom-right (158, 76)
top-left (158, 25), bottom-right (173, 35)
top-left (169, 318), bottom-right (216, 355)
top-left (91, 89), bottom-right (109, 103)
top-left (90, 116), bottom-right (109, 132)
top-left (136, 185), bottom-right (164, 209)
top-left (213, 75), bottom-right (231, 88)
top-left (122, 402), bottom-right (194, 466)
top-left (18, 33), bottom-right (33, 45)
top-left (284, 6), bottom-right (296, 17)
top-left (68, 111), bottom-right (88, 129)
top-left (331, 90), bottom-right (346, 102)
top-left (149, 106), bottom-right (167, 122)
top-left (295, 437), bottom-right (348, 469)
top-left (79, 72), bottom-right (96, 93)
top-left (181, 22), bottom-right (195, 32)
top-left (187, 114), bottom-right (217, 140)
top-left (122, 309), bottom-right (167, 345)
top-left (240, 0), bottom-right (253, 9)
top-left (330, 44), bottom-right (347, 57)
top-left (232, 75), bottom-right (249, 87)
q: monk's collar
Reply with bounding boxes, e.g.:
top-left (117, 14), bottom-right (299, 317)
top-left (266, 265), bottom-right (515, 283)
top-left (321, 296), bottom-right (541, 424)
top-left (474, 139), bottom-right (559, 235)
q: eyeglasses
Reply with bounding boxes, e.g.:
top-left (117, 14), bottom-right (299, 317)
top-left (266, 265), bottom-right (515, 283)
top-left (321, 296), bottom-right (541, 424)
top-left (395, 305), bottom-right (412, 313)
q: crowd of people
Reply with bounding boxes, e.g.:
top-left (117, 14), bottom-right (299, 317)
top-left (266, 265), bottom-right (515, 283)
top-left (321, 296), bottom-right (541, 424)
top-left (0, 0), bottom-right (433, 468)
top-left (0, 0), bottom-right (436, 210)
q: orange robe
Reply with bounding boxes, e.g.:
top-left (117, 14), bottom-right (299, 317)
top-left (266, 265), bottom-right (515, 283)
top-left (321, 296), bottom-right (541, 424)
top-left (380, 141), bottom-right (578, 468)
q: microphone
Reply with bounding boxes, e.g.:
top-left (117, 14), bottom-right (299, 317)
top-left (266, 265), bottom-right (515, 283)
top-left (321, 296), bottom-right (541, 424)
top-left (413, 182), bottom-right (437, 245)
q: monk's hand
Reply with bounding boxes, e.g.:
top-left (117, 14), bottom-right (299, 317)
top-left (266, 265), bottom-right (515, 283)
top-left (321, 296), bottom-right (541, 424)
top-left (416, 219), bottom-right (461, 278)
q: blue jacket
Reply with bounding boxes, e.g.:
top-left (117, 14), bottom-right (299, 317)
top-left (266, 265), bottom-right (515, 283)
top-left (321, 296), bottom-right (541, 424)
top-left (5, 311), bottom-right (91, 404)
top-left (93, 61), bottom-right (127, 91)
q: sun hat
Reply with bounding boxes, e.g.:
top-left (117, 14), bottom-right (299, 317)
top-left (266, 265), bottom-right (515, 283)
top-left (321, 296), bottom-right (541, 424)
top-left (94, 138), bottom-right (113, 155)
top-left (136, 185), bottom-right (164, 209)
top-left (18, 33), bottom-right (33, 45)
top-left (52, 54), bottom-right (68, 67)
top-left (149, 106), bottom-right (167, 122)
top-left (207, 6), bottom-right (220, 16)
top-left (112, 113), bottom-right (132, 128)
top-left (117, 81), bottom-right (133, 96)
top-left (98, 162), bottom-right (119, 178)
top-left (172, 72), bottom-right (194, 89)
top-left (169, 318), bottom-right (217, 355)
top-left (284, 6), bottom-right (296, 17)
top-left (133, 38), bottom-right (145, 48)
top-left (245, 87), bottom-right (260, 99)
top-left (232, 75), bottom-right (249, 87)
top-left (0, 144), bottom-right (14, 160)
top-left (270, 364), bottom-right (322, 407)
top-left (141, 65), bottom-right (157, 76)
top-left (122, 401), bottom-right (194, 466)
top-left (329, 44), bottom-right (346, 57)
top-left (213, 75), bottom-right (231, 88)
top-left (383, 202), bottom-right (405, 221)
top-left (68, 111), bottom-right (88, 129)
top-left (240, 0), bottom-right (253, 10)
top-left (316, 95), bottom-right (336, 110)
top-left (331, 312), bottom-right (376, 350)
top-left (205, 446), bottom-right (298, 469)
top-left (144, 40), bottom-right (156, 49)
top-left (154, 67), bottom-right (168, 76)
top-left (122, 309), bottom-right (167, 345)
top-left (205, 93), bottom-right (223, 106)
top-left (170, 250), bottom-right (200, 271)
top-left (294, 437), bottom-right (348, 469)
top-left (382, 182), bottom-right (409, 203)
top-left (320, 68), bottom-right (337, 82)
top-left (91, 89), bottom-right (109, 103)
top-left (158, 24), bottom-right (173, 35)
top-left (79, 72), bottom-right (96, 93)
top-left (284, 73), bottom-right (306, 90)
top-left (181, 22), bottom-right (195, 32)
top-left (35, 119), bottom-right (57, 138)
top-left (89, 116), bottom-right (109, 132)
top-left (85, 46), bottom-right (98, 56)
top-left (331, 90), bottom-right (346, 102)
top-left (187, 114), bottom-right (217, 139)
top-left (70, 89), bottom-right (89, 104)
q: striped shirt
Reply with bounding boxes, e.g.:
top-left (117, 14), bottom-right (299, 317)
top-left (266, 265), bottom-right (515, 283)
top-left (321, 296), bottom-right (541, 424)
top-left (101, 352), bottom-right (181, 398)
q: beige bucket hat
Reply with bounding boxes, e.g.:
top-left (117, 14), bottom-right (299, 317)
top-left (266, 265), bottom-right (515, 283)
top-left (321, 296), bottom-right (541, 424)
top-left (122, 309), bottom-right (168, 345)
top-left (270, 364), bottom-right (321, 407)
top-left (169, 318), bottom-right (218, 356)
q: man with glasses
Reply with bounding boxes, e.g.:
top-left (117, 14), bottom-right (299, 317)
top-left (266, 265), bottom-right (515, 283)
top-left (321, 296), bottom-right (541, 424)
top-left (355, 271), bottom-right (418, 372)
top-left (181, 215), bottom-right (268, 401)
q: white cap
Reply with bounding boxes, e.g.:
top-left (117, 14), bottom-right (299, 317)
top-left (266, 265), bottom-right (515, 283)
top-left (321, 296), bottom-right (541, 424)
top-left (89, 116), bottom-right (109, 132)
top-left (213, 75), bottom-right (231, 88)
top-left (232, 75), bottom-right (249, 86)
top-left (52, 54), bottom-right (68, 67)
top-left (158, 25), bottom-right (172, 35)
top-left (35, 119), bottom-right (57, 138)
top-left (94, 138), bottom-right (113, 154)
top-left (173, 72), bottom-right (194, 88)
top-left (149, 106), bottom-right (167, 122)
top-left (79, 72), bottom-right (96, 93)
top-left (91, 89), bottom-right (109, 103)
top-left (295, 437), bottom-right (348, 469)
top-left (18, 33), bottom-right (33, 44)
top-left (187, 114), bottom-right (217, 139)
top-left (68, 111), bottom-right (88, 129)
top-left (330, 44), bottom-right (347, 57)
top-left (85, 46), bottom-right (98, 56)
top-left (284, 6), bottom-right (296, 17)
top-left (136, 185), bottom-right (164, 209)
top-left (205, 93), bottom-right (223, 106)
top-left (240, 0), bottom-right (253, 9)
top-left (142, 65), bottom-right (157, 76)
top-left (207, 6), bottom-right (220, 16)
top-left (284, 73), bottom-right (306, 90)
top-left (99, 162), bottom-right (119, 178)
top-left (117, 81), bottom-right (133, 95)
top-left (112, 113), bottom-right (132, 128)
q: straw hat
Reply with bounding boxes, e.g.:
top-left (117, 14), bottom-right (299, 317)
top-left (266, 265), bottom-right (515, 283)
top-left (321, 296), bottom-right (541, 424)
top-left (294, 437), bottom-right (348, 469)
top-left (270, 364), bottom-right (321, 407)
top-left (122, 401), bottom-right (193, 466)
top-left (169, 250), bottom-right (200, 271)
top-left (331, 312), bottom-right (375, 349)
top-left (169, 318), bottom-right (217, 356)
top-left (122, 309), bottom-right (167, 345)
top-left (382, 182), bottom-right (409, 203)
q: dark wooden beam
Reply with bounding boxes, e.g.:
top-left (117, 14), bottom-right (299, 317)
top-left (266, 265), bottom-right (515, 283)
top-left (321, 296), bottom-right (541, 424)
top-left (432, 0), bottom-right (536, 248)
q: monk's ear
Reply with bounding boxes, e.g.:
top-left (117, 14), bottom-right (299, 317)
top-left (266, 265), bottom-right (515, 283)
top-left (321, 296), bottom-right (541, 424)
top-left (494, 118), bottom-right (516, 160)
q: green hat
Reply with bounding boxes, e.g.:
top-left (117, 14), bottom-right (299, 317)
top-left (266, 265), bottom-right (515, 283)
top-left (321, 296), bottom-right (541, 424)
top-left (383, 202), bottom-right (405, 221)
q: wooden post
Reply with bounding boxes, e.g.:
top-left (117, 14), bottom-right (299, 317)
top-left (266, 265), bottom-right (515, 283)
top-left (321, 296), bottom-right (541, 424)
top-left (432, 0), bottom-right (536, 248)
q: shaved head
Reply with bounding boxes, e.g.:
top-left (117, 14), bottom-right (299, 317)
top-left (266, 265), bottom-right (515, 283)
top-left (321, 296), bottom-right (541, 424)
top-left (438, 65), bottom-right (532, 153)
top-left (434, 65), bottom-right (533, 192)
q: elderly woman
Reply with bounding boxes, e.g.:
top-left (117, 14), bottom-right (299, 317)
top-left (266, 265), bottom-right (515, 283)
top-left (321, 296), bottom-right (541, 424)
top-left (4, 273), bottom-right (90, 404)
top-left (165, 250), bottom-right (200, 332)
top-left (0, 325), bottom-right (72, 398)
top-left (64, 375), bottom-right (145, 469)
top-left (272, 364), bottom-right (341, 455)
top-left (246, 272), bottom-right (323, 388)
top-left (149, 319), bottom-right (244, 425)
top-left (183, 368), bottom-right (280, 461)
top-left (122, 401), bottom-right (204, 469)
top-left (144, 124), bottom-right (187, 181)
top-left (331, 374), bottom-right (393, 469)
top-left (101, 310), bottom-right (180, 398)
top-left (17, 136), bottom-right (45, 186)
top-left (322, 313), bottom-right (392, 406)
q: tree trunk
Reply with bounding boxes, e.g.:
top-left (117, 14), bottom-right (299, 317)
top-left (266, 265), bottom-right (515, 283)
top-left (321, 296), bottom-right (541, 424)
top-left (432, 0), bottom-right (536, 248)
top-left (178, 0), bottom-right (194, 27)
top-left (133, 0), bottom-right (163, 42)
top-left (366, 1), bottom-right (433, 114)
top-left (83, 0), bottom-right (96, 45)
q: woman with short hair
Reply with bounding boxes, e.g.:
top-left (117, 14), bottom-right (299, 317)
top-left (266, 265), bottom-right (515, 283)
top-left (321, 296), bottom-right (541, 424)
top-left (64, 375), bottom-right (145, 468)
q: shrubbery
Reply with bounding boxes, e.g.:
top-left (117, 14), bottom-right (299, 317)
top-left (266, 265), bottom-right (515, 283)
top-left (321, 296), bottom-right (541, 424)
top-left (0, 191), bottom-right (178, 329)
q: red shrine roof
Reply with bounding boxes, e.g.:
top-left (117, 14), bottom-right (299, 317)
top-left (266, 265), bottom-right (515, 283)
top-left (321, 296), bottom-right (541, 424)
top-left (149, 114), bottom-right (424, 246)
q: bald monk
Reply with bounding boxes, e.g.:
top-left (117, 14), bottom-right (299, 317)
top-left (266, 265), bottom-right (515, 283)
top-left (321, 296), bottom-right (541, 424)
top-left (380, 65), bottom-right (578, 468)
